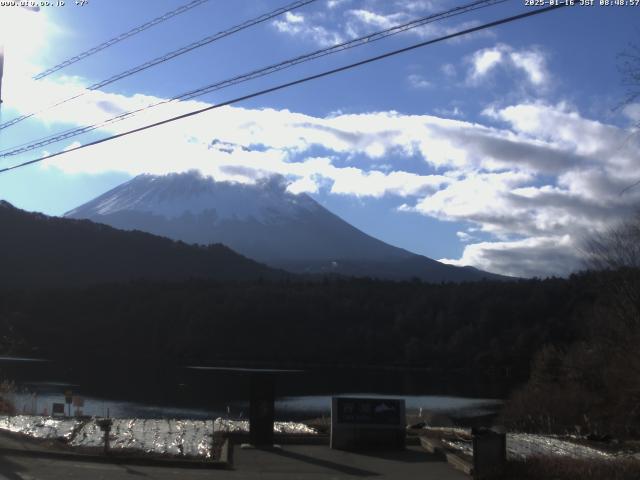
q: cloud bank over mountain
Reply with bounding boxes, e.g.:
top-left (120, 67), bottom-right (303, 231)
top-left (29, 82), bottom-right (638, 277)
top-left (2, 1), bottom-right (638, 279)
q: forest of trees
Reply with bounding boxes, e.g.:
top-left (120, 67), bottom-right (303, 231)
top-left (0, 273), bottom-right (600, 381)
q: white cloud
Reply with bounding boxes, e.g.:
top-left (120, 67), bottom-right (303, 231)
top-left (400, 0), bottom-right (437, 12)
top-left (283, 11), bottom-right (305, 24)
top-left (327, 0), bottom-right (351, 8)
top-left (622, 103), bottom-right (640, 123)
top-left (408, 74), bottom-right (432, 89)
top-left (347, 9), bottom-right (406, 30)
top-left (510, 49), bottom-right (547, 86)
top-left (405, 101), bottom-right (639, 277)
top-left (440, 236), bottom-right (580, 278)
top-left (470, 49), bottom-right (503, 79)
top-left (468, 44), bottom-right (549, 87)
top-left (287, 175), bottom-right (320, 194)
top-left (272, 10), bottom-right (344, 47)
top-left (434, 106), bottom-right (463, 117)
top-left (456, 231), bottom-right (476, 243)
top-left (271, 2), bottom-right (493, 47)
top-left (403, 170), bottom-right (537, 238)
top-left (441, 63), bottom-right (456, 77)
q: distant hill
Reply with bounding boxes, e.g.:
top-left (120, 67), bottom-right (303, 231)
top-left (66, 172), bottom-right (507, 283)
top-left (0, 200), bottom-right (282, 288)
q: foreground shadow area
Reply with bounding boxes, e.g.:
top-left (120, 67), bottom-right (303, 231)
top-left (0, 455), bottom-right (31, 480)
top-left (263, 447), bottom-right (380, 477)
top-left (356, 448), bottom-right (443, 463)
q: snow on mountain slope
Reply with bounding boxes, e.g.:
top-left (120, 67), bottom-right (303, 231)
top-left (66, 173), bottom-right (320, 224)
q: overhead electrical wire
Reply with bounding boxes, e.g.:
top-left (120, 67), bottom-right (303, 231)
top-left (0, 0), bottom-right (318, 132)
top-left (0, 0), bottom-right (507, 159)
top-left (0, 3), bottom-right (569, 175)
top-left (33, 0), bottom-right (212, 80)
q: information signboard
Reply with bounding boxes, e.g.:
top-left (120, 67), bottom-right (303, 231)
top-left (52, 403), bottom-right (65, 417)
top-left (336, 398), bottom-right (403, 425)
top-left (331, 397), bottom-right (406, 450)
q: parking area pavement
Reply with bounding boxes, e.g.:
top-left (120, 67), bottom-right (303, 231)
top-left (0, 444), bottom-right (468, 479)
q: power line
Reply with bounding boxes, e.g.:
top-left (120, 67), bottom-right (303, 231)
top-left (33, 0), bottom-right (211, 81)
top-left (0, 3), bottom-right (569, 175)
top-left (177, 0), bottom-right (508, 102)
top-left (0, 0), bottom-right (506, 159)
top-left (0, 0), bottom-right (318, 132)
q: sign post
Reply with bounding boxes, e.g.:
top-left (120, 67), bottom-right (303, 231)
top-left (64, 390), bottom-right (72, 417)
top-left (72, 396), bottom-right (84, 417)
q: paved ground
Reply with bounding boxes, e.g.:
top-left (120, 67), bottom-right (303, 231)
top-left (0, 445), bottom-right (468, 479)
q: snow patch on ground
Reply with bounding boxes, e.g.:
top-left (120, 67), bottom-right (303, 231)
top-left (0, 416), bottom-right (78, 440)
top-left (0, 416), bottom-right (316, 459)
top-left (439, 430), bottom-right (634, 461)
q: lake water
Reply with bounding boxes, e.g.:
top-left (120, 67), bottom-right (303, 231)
top-left (1, 358), bottom-right (504, 421)
top-left (6, 389), bottom-right (501, 421)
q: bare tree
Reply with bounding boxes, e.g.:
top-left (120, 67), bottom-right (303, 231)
top-left (583, 213), bottom-right (640, 336)
top-left (584, 212), bottom-right (640, 270)
top-left (618, 39), bottom-right (640, 194)
top-left (619, 41), bottom-right (640, 119)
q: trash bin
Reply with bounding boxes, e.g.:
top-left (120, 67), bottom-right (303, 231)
top-left (472, 427), bottom-right (506, 479)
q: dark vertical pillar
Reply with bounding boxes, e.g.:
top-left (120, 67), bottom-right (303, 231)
top-left (472, 427), bottom-right (506, 479)
top-left (249, 373), bottom-right (275, 446)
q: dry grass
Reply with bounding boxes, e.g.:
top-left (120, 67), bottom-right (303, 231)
top-left (504, 456), bottom-right (640, 480)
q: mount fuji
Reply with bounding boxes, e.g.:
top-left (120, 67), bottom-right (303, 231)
top-left (66, 172), bottom-right (503, 282)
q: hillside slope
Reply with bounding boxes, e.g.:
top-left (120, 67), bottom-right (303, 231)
top-left (0, 200), bottom-right (281, 287)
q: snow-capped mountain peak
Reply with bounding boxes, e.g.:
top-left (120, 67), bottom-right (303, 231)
top-left (65, 171), bottom-right (320, 225)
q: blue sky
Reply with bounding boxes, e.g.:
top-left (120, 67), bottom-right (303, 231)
top-left (0, 0), bottom-right (638, 277)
